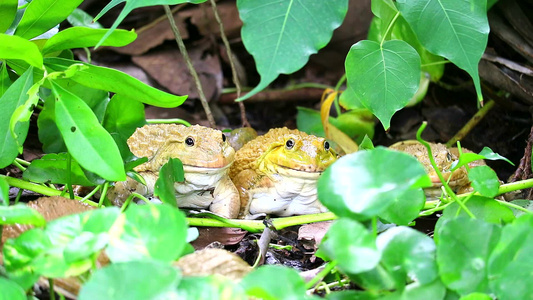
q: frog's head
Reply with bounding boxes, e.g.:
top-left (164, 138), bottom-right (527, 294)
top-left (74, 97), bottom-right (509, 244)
top-left (129, 124), bottom-right (235, 171)
top-left (257, 132), bottom-right (337, 175)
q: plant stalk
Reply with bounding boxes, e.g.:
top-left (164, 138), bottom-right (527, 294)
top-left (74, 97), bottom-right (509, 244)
top-left (446, 99), bottom-right (495, 147)
top-left (163, 5), bottom-right (216, 127)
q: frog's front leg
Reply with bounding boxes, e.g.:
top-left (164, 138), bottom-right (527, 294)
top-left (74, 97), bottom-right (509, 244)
top-left (107, 172), bottom-right (157, 206)
top-left (209, 175), bottom-right (240, 219)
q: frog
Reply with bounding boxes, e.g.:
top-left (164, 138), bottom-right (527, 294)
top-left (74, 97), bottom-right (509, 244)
top-left (389, 140), bottom-right (484, 199)
top-left (107, 124), bottom-right (240, 219)
top-left (229, 127), bottom-right (337, 218)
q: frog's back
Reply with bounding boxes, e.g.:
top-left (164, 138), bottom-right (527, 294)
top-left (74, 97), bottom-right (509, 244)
top-left (229, 127), bottom-right (310, 178)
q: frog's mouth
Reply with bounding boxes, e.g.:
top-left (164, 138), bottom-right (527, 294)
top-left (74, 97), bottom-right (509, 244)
top-left (182, 162), bottom-right (232, 174)
top-left (267, 164), bottom-right (323, 180)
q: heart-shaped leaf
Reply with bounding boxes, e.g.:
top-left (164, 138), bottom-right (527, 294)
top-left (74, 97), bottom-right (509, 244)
top-left (345, 40), bottom-right (420, 129)
top-left (396, 0), bottom-right (489, 101)
top-left (237, 0), bottom-right (349, 101)
top-left (22, 153), bottom-right (95, 186)
top-left (78, 260), bottom-right (181, 300)
top-left (318, 147), bottom-right (431, 220)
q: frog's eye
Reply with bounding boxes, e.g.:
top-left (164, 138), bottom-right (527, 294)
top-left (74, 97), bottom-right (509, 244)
top-left (446, 152), bottom-right (452, 161)
top-left (222, 133), bottom-right (227, 142)
top-left (324, 141), bottom-right (330, 151)
top-left (185, 137), bottom-right (195, 146)
top-left (285, 138), bottom-right (295, 150)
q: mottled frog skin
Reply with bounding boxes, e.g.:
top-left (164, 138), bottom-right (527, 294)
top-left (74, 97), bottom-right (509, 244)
top-left (229, 127), bottom-right (337, 218)
top-left (389, 140), bottom-right (484, 198)
top-left (108, 124), bottom-right (240, 218)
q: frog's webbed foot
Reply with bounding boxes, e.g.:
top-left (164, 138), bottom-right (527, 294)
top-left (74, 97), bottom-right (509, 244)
top-left (209, 176), bottom-right (240, 219)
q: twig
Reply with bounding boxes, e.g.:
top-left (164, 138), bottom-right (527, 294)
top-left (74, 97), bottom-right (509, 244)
top-left (209, 0), bottom-right (249, 127)
top-left (446, 100), bottom-right (496, 147)
top-left (163, 5), bottom-right (216, 127)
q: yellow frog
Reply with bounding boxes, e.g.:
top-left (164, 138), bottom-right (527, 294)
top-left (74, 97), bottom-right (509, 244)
top-left (229, 127), bottom-right (337, 218)
top-left (108, 124), bottom-right (240, 219)
top-left (389, 141), bottom-right (483, 198)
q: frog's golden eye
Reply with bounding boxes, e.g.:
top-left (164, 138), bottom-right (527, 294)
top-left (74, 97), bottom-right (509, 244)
top-left (185, 137), bottom-right (195, 146)
top-left (285, 138), bottom-right (295, 150)
top-left (324, 141), bottom-right (330, 151)
top-left (222, 133), bottom-right (227, 142)
top-left (446, 152), bottom-right (452, 161)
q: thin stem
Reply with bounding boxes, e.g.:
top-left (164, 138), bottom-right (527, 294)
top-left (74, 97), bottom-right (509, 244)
top-left (81, 185), bottom-right (101, 203)
top-left (99, 182), bottom-right (109, 208)
top-left (333, 74), bottom-right (346, 116)
top-left (421, 60), bottom-right (450, 67)
top-left (497, 199), bottom-right (533, 214)
top-left (66, 152), bottom-right (75, 200)
top-left (163, 5), bottom-right (216, 127)
top-left (446, 100), bottom-right (495, 147)
top-left (15, 158), bottom-right (30, 166)
top-left (209, 0), bottom-right (250, 127)
top-left (12, 160), bottom-right (26, 172)
top-left (416, 122), bottom-right (476, 218)
top-left (380, 11), bottom-right (400, 47)
top-left (305, 261), bottom-right (338, 290)
top-left (147, 119), bottom-right (191, 126)
top-left (49, 278), bottom-right (56, 300)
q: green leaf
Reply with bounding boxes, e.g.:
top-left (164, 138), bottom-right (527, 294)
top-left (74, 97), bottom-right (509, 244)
top-left (452, 147), bottom-right (514, 171)
top-left (67, 8), bottom-right (103, 29)
top-left (106, 204), bottom-right (188, 263)
top-left (29, 208), bottom-right (119, 278)
top-left (436, 217), bottom-right (500, 295)
top-left (0, 204), bottom-right (45, 226)
top-left (177, 276), bottom-right (247, 300)
top-left (438, 196), bottom-right (514, 226)
top-left (508, 200), bottom-right (533, 217)
top-left (396, 0), bottom-right (489, 101)
top-left (154, 158), bottom-right (185, 207)
top-left (318, 147), bottom-right (431, 220)
top-left (0, 63), bottom-right (13, 97)
top-left (237, 0), bottom-right (349, 101)
top-left (488, 214), bottom-right (533, 300)
top-left (51, 81), bottom-right (126, 181)
top-left (0, 0), bottom-right (17, 33)
top-left (22, 153), bottom-right (95, 186)
top-left (0, 68), bottom-right (33, 168)
top-left (0, 176), bottom-right (8, 205)
top-left (93, 0), bottom-right (207, 48)
top-left (14, 0), bottom-right (83, 40)
top-left (368, 0), bottom-right (445, 81)
top-left (45, 57), bottom-right (187, 108)
top-left (296, 107), bottom-right (375, 145)
top-left (377, 226), bottom-right (437, 288)
top-left (103, 94), bottom-right (146, 142)
top-left (345, 40), bottom-right (420, 129)
top-left (0, 34), bottom-right (43, 69)
top-left (400, 279), bottom-right (447, 300)
top-left (359, 135), bottom-right (375, 150)
top-left (460, 293), bottom-right (492, 300)
top-left (378, 188), bottom-right (425, 226)
top-left (241, 265), bottom-right (312, 300)
top-left (3, 229), bottom-right (51, 289)
top-left (37, 89), bottom-right (67, 153)
top-left (42, 27), bottom-right (137, 55)
top-left (320, 218), bottom-right (380, 274)
top-left (0, 277), bottom-right (26, 300)
top-left (78, 260), bottom-right (181, 300)
top-left (468, 166), bottom-right (500, 198)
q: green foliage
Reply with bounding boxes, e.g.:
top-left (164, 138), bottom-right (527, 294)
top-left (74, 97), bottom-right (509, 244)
top-left (79, 260), bottom-right (182, 300)
top-left (0, 204), bottom-right (45, 226)
top-left (154, 158), bottom-right (185, 206)
top-left (318, 147), bottom-right (431, 221)
top-left (22, 153), bottom-right (95, 186)
top-left (237, 0), bottom-right (349, 101)
top-left (345, 40), bottom-right (420, 129)
top-left (240, 265), bottom-right (314, 299)
top-left (0, 277), bottom-right (25, 300)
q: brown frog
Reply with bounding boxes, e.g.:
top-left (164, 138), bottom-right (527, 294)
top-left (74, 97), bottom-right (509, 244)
top-left (389, 140), bottom-right (484, 199)
top-left (229, 127), bottom-right (337, 218)
top-left (107, 124), bottom-right (240, 219)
